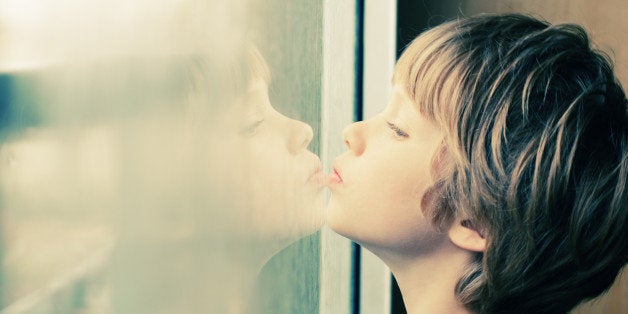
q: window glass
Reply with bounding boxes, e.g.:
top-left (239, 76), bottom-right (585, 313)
top-left (0, 1), bottom-right (343, 313)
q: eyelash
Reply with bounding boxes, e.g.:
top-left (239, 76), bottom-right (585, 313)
top-left (387, 122), bottom-right (409, 138)
top-left (239, 119), bottom-right (264, 137)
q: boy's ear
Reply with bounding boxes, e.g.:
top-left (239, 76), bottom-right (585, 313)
top-left (448, 219), bottom-right (487, 252)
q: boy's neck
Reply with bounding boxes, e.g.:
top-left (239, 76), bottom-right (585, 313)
top-left (372, 240), bottom-right (473, 314)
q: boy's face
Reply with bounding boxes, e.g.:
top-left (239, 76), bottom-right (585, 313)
top-left (326, 85), bottom-right (448, 256)
top-left (214, 78), bottom-right (325, 242)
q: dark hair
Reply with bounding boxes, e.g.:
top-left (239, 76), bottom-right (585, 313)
top-left (394, 14), bottom-right (628, 314)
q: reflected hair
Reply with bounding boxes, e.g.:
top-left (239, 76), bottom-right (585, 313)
top-left (394, 14), bottom-right (628, 314)
top-left (185, 43), bottom-right (271, 116)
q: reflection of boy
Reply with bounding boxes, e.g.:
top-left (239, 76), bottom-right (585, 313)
top-left (395, 14), bottom-right (627, 313)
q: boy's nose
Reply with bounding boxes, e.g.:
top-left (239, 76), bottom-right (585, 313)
top-left (288, 119), bottom-right (314, 154)
top-left (342, 121), bottom-right (366, 156)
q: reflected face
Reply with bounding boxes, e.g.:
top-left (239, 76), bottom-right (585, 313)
top-left (216, 79), bottom-right (324, 242)
top-left (326, 86), bottom-right (446, 256)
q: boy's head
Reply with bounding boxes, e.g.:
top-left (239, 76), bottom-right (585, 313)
top-left (394, 14), bottom-right (627, 313)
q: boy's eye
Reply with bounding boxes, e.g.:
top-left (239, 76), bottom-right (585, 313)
top-left (387, 122), bottom-right (409, 138)
top-left (239, 119), bottom-right (264, 137)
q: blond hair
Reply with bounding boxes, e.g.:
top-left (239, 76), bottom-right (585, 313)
top-left (394, 14), bottom-right (628, 313)
top-left (183, 43), bottom-right (271, 121)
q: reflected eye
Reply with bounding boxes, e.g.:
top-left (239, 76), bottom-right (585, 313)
top-left (239, 119), bottom-right (264, 137)
top-left (387, 122), bottom-right (409, 139)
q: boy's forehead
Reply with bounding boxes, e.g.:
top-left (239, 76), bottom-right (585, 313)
top-left (246, 79), bottom-right (268, 93)
top-left (391, 84), bottom-right (432, 117)
top-left (246, 47), bottom-right (271, 85)
top-left (391, 84), bottom-right (411, 102)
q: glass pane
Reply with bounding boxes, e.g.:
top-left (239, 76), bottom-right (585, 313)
top-left (0, 1), bottom-right (349, 313)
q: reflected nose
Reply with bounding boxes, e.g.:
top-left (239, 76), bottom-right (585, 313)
top-left (288, 119), bottom-right (314, 154)
top-left (342, 121), bottom-right (366, 156)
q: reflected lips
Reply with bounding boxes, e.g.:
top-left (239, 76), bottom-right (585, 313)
top-left (327, 167), bottom-right (343, 186)
top-left (307, 166), bottom-right (325, 185)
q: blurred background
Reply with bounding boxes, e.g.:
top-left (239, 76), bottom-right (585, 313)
top-left (0, 0), bottom-right (330, 313)
top-left (0, 0), bottom-right (624, 313)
